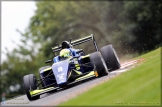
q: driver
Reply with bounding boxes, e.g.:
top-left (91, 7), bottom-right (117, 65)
top-left (59, 48), bottom-right (72, 60)
top-left (59, 41), bottom-right (81, 71)
top-left (61, 41), bottom-right (73, 49)
top-left (61, 41), bottom-right (78, 57)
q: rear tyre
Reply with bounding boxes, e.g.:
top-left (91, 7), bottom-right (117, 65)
top-left (90, 52), bottom-right (108, 77)
top-left (38, 66), bottom-right (51, 88)
top-left (100, 45), bottom-right (120, 71)
top-left (23, 74), bottom-right (40, 101)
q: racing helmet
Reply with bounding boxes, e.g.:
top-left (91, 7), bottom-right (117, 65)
top-left (59, 49), bottom-right (71, 58)
top-left (61, 41), bottom-right (72, 49)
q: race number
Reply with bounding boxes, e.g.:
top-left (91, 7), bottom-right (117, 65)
top-left (58, 67), bottom-right (63, 72)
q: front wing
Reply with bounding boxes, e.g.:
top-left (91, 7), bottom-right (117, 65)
top-left (30, 71), bottom-right (98, 97)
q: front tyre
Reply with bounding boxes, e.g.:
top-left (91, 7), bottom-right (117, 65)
top-left (90, 52), bottom-right (108, 77)
top-left (100, 45), bottom-right (120, 71)
top-left (23, 74), bottom-right (40, 101)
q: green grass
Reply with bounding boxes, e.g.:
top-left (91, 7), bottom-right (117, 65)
top-left (59, 47), bottom-right (161, 106)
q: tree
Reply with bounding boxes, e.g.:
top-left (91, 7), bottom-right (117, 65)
top-left (1, 31), bottom-right (46, 98)
top-left (122, 0), bottom-right (162, 53)
top-left (29, 1), bottom-right (111, 59)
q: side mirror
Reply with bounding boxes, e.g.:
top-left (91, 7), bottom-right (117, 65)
top-left (70, 56), bottom-right (80, 61)
top-left (76, 49), bottom-right (83, 54)
top-left (45, 60), bottom-right (52, 64)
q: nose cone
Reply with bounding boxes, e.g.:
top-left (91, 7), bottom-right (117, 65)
top-left (52, 59), bottom-right (69, 85)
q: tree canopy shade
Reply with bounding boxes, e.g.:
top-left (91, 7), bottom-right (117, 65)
top-left (29, 0), bottom-right (161, 56)
top-left (122, 1), bottom-right (162, 52)
top-left (1, 0), bottom-right (161, 99)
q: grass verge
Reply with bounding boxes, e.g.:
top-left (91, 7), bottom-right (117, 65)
top-left (60, 47), bottom-right (161, 106)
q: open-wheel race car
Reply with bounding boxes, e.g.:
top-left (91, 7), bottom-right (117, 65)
top-left (23, 34), bottom-right (120, 100)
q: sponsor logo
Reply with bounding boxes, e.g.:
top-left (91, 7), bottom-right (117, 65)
top-left (57, 73), bottom-right (64, 80)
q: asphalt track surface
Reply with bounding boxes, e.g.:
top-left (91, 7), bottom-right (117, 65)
top-left (1, 59), bottom-right (141, 107)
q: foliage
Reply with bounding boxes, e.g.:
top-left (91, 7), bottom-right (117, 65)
top-left (1, 35), bottom-right (46, 98)
top-left (122, 1), bottom-right (162, 53)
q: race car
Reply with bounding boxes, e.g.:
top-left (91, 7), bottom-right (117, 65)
top-left (23, 34), bottom-right (120, 101)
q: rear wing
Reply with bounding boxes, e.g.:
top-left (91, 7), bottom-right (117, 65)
top-left (51, 34), bottom-right (99, 52)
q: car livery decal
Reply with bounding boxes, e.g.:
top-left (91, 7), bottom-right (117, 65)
top-left (52, 59), bottom-right (70, 84)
